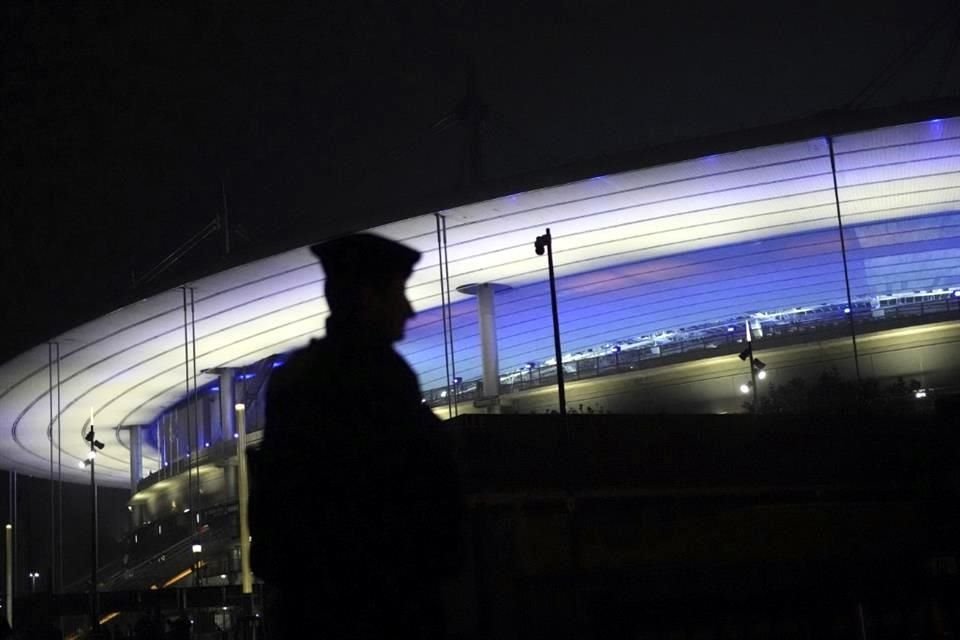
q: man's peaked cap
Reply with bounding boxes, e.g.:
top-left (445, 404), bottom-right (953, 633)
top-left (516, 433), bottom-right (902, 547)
top-left (310, 233), bottom-right (421, 286)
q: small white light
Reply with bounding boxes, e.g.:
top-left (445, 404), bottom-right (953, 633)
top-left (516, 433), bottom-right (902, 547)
top-left (757, 370), bottom-right (767, 380)
top-left (192, 544), bottom-right (202, 553)
top-left (739, 383), bottom-right (751, 394)
top-left (220, 574), bottom-right (227, 580)
top-left (915, 389), bottom-right (927, 399)
top-left (843, 307), bottom-right (851, 314)
top-left (86, 451), bottom-right (96, 461)
top-left (234, 403), bottom-right (245, 411)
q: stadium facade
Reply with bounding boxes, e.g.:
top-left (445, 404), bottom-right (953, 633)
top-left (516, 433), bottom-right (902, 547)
top-left (2, 105), bottom-right (960, 615)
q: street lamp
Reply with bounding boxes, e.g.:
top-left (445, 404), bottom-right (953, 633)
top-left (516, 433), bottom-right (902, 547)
top-left (534, 228), bottom-right (566, 415)
top-left (739, 321), bottom-right (767, 412)
top-left (192, 544), bottom-right (202, 586)
top-left (84, 419), bottom-right (104, 632)
top-left (28, 571), bottom-right (39, 594)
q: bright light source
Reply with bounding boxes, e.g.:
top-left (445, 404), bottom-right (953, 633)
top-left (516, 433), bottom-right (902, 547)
top-left (439, 390), bottom-right (447, 398)
top-left (192, 544), bottom-right (202, 553)
top-left (757, 370), bottom-right (767, 380)
top-left (739, 383), bottom-right (751, 394)
top-left (234, 403), bottom-right (245, 411)
top-left (915, 389), bottom-right (928, 399)
top-left (85, 451), bottom-right (96, 461)
top-left (843, 307), bottom-right (851, 314)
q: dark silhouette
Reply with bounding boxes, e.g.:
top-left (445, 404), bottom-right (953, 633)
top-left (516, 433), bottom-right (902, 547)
top-left (132, 610), bottom-right (163, 640)
top-left (167, 611), bottom-right (190, 640)
top-left (250, 233), bottom-right (463, 638)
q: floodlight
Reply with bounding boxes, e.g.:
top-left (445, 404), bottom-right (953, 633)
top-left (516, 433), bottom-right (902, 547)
top-left (534, 233), bottom-right (550, 255)
top-left (753, 359), bottom-right (766, 371)
top-left (757, 370), bottom-right (767, 380)
top-left (739, 383), bottom-right (751, 394)
top-left (739, 348), bottom-right (751, 361)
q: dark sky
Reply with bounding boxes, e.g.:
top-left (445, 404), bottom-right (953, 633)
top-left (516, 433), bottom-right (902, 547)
top-left (3, 0), bottom-right (959, 363)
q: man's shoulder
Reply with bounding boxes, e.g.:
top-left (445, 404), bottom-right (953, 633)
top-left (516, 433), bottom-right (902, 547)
top-left (268, 339), bottom-right (334, 390)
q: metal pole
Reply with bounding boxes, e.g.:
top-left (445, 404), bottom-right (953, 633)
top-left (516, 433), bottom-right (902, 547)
top-left (541, 229), bottom-right (567, 415)
top-left (235, 404), bottom-right (253, 595)
top-left (190, 287), bottom-right (200, 519)
top-left (182, 287), bottom-right (194, 513)
top-left (56, 342), bottom-right (63, 593)
top-left (89, 424), bottom-right (99, 632)
top-left (442, 215), bottom-right (459, 417)
top-left (48, 344), bottom-right (55, 595)
top-left (435, 214), bottom-right (453, 418)
top-left (827, 136), bottom-right (862, 384)
top-left (5, 524), bottom-right (11, 629)
top-left (746, 321), bottom-right (758, 412)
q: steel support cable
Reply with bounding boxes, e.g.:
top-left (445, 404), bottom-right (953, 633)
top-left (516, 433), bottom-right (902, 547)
top-left (442, 214), bottom-right (458, 417)
top-left (932, 8), bottom-right (960, 97)
top-left (846, 0), bottom-right (959, 109)
top-left (134, 218), bottom-right (220, 290)
top-left (56, 342), bottom-right (62, 592)
top-left (189, 287), bottom-right (200, 525)
top-left (435, 214), bottom-right (453, 418)
top-left (48, 343), bottom-right (54, 594)
top-left (181, 287), bottom-right (194, 515)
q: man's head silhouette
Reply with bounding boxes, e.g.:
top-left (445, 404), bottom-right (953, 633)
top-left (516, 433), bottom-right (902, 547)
top-left (311, 233), bottom-right (421, 343)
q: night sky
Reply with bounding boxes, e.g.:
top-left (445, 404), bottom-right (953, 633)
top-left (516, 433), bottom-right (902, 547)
top-left (4, 1), bottom-right (959, 363)
top-left (2, 0), bottom-right (959, 591)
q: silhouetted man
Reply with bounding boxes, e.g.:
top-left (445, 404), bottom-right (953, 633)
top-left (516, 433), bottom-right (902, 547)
top-left (250, 233), bottom-right (462, 639)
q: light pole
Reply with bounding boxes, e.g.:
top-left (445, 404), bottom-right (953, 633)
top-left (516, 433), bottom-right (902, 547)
top-left (535, 228), bottom-right (566, 415)
top-left (738, 321), bottom-right (767, 412)
top-left (28, 571), bottom-right (38, 594)
top-left (84, 419), bottom-right (104, 632)
top-left (192, 544), bottom-right (202, 586)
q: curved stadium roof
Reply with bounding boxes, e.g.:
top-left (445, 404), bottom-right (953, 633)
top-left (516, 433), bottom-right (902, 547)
top-left (3, 108), bottom-right (960, 487)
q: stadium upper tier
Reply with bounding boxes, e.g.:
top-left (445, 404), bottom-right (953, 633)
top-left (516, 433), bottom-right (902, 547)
top-left (3, 112), bottom-right (960, 487)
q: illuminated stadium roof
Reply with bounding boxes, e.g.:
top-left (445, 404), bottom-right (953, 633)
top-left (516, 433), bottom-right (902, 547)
top-left (3, 108), bottom-right (960, 487)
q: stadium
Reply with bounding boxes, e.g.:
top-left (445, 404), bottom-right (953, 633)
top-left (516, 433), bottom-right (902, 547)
top-left (3, 102), bottom-right (960, 635)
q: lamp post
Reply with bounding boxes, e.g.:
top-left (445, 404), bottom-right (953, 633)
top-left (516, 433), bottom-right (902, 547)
top-left (84, 419), bottom-right (104, 632)
top-left (535, 229), bottom-right (566, 415)
top-left (192, 544), bottom-right (202, 586)
top-left (28, 571), bottom-right (39, 594)
top-left (738, 320), bottom-right (767, 412)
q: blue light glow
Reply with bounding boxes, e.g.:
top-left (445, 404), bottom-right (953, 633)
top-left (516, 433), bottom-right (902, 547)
top-left (238, 373), bottom-right (256, 380)
top-left (271, 361), bottom-right (285, 368)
